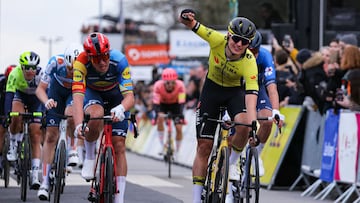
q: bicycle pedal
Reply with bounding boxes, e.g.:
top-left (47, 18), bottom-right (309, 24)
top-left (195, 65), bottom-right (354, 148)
top-left (87, 191), bottom-right (98, 202)
top-left (85, 177), bottom-right (95, 182)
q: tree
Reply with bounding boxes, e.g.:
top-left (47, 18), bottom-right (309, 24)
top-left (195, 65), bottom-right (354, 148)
top-left (126, 0), bottom-right (231, 31)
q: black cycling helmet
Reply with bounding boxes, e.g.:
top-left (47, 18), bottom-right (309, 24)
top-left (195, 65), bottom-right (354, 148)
top-left (249, 31), bottom-right (262, 49)
top-left (228, 17), bottom-right (256, 40)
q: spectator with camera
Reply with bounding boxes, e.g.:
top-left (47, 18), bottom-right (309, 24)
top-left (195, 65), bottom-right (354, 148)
top-left (272, 34), bottom-right (299, 65)
top-left (336, 69), bottom-right (360, 111)
top-left (274, 49), bottom-right (303, 107)
top-left (326, 45), bottom-right (360, 110)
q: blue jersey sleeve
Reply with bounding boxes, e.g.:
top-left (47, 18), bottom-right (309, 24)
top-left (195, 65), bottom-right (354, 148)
top-left (257, 47), bottom-right (276, 87)
top-left (110, 50), bottom-right (134, 92)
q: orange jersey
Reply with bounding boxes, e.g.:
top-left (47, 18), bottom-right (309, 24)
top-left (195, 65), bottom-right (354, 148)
top-left (152, 80), bottom-right (186, 105)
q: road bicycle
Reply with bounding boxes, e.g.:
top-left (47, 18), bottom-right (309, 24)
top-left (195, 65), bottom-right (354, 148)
top-left (8, 109), bottom-right (43, 201)
top-left (85, 113), bottom-right (139, 203)
top-left (157, 112), bottom-right (184, 179)
top-left (230, 115), bottom-right (281, 203)
top-left (0, 116), bottom-right (10, 188)
top-left (42, 112), bottom-right (72, 203)
top-left (200, 107), bottom-right (232, 203)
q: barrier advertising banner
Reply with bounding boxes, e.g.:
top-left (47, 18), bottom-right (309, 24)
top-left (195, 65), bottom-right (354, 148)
top-left (260, 105), bottom-right (303, 187)
top-left (319, 109), bottom-right (340, 182)
top-left (334, 111), bottom-right (360, 183)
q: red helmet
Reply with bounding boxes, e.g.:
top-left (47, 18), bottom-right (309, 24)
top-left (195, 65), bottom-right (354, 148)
top-left (83, 32), bottom-right (110, 56)
top-left (161, 68), bottom-right (178, 81)
top-left (5, 65), bottom-right (16, 78)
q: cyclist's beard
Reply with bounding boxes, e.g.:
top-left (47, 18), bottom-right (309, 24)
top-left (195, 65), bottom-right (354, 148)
top-left (165, 86), bottom-right (174, 93)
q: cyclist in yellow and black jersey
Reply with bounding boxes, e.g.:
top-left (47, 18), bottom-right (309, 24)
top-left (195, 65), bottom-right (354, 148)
top-left (179, 9), bottom-right (258, 203)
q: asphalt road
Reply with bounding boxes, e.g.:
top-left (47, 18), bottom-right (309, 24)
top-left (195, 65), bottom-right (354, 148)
top-left (0, 151), bottom-right (337, 203)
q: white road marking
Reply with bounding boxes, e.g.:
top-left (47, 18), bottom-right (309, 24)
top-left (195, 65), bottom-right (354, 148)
top-left (127, 175), bottom-right (182, 187)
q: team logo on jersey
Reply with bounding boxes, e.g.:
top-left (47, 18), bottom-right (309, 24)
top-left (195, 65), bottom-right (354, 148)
top-left (214, 56), bottom-right (219, 64)
top-left (122, 67), bottom-right (131, 79)
top-left (246, 53), bottom-right (252, 59)
top-left (57, 58), bottom-right (64, 65)
top-left (264, 66), bottom-right (273, 77)
top-left (250, 75), bottom-right (257, 80)
top-left (73, 70), bottom-right (83, 82)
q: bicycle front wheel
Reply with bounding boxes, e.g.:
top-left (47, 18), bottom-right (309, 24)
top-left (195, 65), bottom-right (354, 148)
top-left (167, 137), bottom-right (173, 178)
top-left (211, 146), bottom-right (229, 203)
top-left (243, 147), bottom-right (259, 203)
top-left (20, 138), bottom-right (30, 201)
top-left (54, 140), bottom-right (66, 203)
top-left (100, 147), bottom-right (114, 203)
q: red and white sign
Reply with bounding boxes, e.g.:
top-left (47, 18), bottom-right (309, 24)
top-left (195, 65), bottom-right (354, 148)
top-left (125, 44), bottom-right (169, 65)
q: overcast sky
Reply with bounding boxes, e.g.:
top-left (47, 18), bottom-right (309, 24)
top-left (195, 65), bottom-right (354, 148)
top-left (0, 0), bottom-right (128, 72)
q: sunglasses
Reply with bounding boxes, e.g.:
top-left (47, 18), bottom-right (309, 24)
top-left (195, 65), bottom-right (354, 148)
top-left (22, 65), bottom-right (37, 71)
top-left (230, 34), bottom-right (251, 45)
top-left (90, 52), bottom-right (110, 64)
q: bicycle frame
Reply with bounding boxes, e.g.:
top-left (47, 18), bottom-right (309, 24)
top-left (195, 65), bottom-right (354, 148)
top-left (232, 116), bottom-right (278, 203)
top-left (86, 114), bottom-right (139, 203)
top-left (9, 110), bottom-right (42, 201)
top-left (50, 115), bottom-right (70, 203)
top-left (158, 112), bottom-right (181, 178)
top-left (201, 107), bottom-right (231, 203)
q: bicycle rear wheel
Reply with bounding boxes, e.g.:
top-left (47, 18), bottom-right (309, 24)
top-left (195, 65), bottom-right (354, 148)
top-left (242, 147), bottom-right (259, 203)
top-left (2, 134), bottom-right (10, 188)
top-left (20, 138), bottom-right (30, 201)
top-left (54, 140), bottom-right (66, 203)
top-left (100, 147), bottom-right (114, 203)
top-left (211, 146), bottom-right (229, 203)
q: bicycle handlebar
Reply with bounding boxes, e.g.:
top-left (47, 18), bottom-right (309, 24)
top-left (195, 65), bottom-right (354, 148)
top-left (9, 111), bottom-right (43, 118)
top-left (257, 114), bottom-right (282, 134)
top-left (82, 114), bottom-right (139, 138)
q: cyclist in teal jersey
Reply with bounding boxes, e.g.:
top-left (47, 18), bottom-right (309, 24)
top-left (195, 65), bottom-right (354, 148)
top-left (4, 51), bottom-right (43, 189)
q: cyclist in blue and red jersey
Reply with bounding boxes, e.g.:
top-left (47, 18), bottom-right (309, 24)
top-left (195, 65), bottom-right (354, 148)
top-left (36, 44), bottom-right (83, 200)
top-left (72, 32), bottom-right (135, 203)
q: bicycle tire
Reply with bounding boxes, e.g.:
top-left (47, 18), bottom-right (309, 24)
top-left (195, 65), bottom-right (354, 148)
top-left (167, 137), bottom-right (172, 178)
top-left (3, 134), bottom-right (10, 188)
top-left (211, 146), bottom-right (229, 203)
top-left (101, 147), bottom-right (114, 203)
top-left (203, 156), bottom-right (215, 203)
top-left (20, 138), bottom-right (30, 202)
top-left (54, 140), bottom-right (66, 203)
top-left (242, 147), bottom-right (259, 203)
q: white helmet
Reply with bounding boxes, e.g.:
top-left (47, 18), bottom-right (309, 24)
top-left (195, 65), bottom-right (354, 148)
top-left (64, 43), bottom-right (83, 67)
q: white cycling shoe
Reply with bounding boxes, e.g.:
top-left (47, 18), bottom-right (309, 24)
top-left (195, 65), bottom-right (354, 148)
top-left (81, 159), bottom-right (95, 181)
top-left (229, 164), bottom-right (241, 181)
top-left (6, 143), bottom-right (18, 161)
top-left (30, 168), bottom-right (41, 190)
top-left (37, 183), bottom-right (49, 201)
top-left (68, 150), bottom-right (79, 167)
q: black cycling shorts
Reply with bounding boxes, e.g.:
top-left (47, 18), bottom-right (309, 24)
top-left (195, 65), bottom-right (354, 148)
top-left (196, 79), bottom-right (246, 139)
